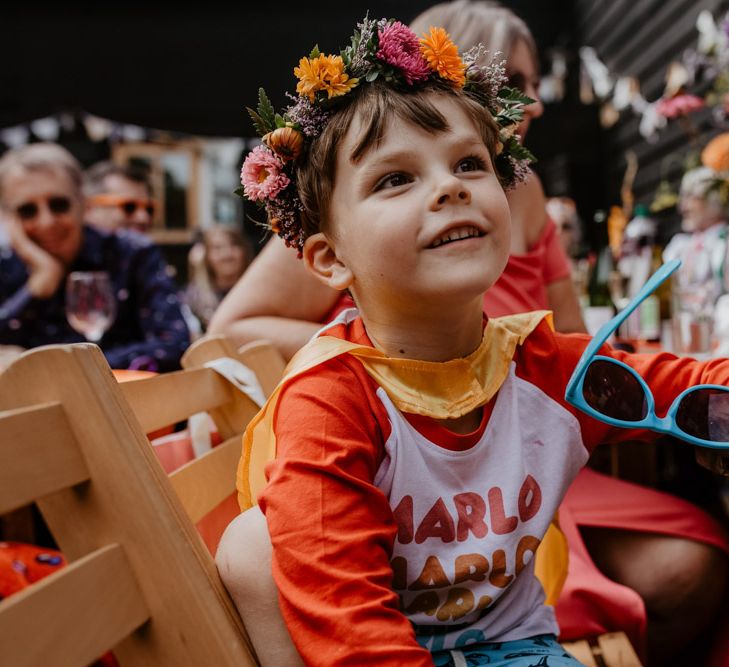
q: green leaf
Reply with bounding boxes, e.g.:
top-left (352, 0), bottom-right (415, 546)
top-left (499, 86), bottom-right (535, 106)
top-left (274, 114), bottom-right (286, 128)
top-left (233, 186), bottom-right (246, 198)
top-left (506, 136), bottom-right (536, 162)
top-left (309, 44), bottom-right (320, 59)
top-left (246, 106), bottom-right (272, 137)
top-left (496, 108), bottom-right (523, 125)
top-left (365, 69), bottom-right (379, 82)
top-left (256, 88), bottom-right (276, 130)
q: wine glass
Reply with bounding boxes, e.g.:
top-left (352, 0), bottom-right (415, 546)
top-left (65, 271), bottom-right (117, 343)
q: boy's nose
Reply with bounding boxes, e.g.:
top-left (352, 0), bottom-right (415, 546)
top-left (432, 176), bottom-right (471, 208)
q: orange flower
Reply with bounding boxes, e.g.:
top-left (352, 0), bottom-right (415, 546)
top-left (701, 132), bottom-right (729, 172)
top-left (263, 127), bottom-right (304, 161)
top-left (420, 26), bottom-right (466, 88)
top-left (294, 54), bottom-right (358, 102)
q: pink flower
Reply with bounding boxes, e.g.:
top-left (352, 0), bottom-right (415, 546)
top-left (656, 94), bottom-right (705, 118)
top-left (376, 21), bottom-right (431, 84)
top-left (240, 145), bottom-right (290, 201)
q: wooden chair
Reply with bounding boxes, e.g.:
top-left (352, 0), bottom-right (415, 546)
top-left (562, 633), bottom-right (642, 666)
top-left (0, 343), bottom-right (257, 666)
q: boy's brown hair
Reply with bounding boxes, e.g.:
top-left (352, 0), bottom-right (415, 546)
top-left (296, 82), bottom-right (502, 240)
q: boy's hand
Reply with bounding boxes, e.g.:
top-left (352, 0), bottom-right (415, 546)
top-left (695, 447), bottom-right (729, 477)
top-left (4, 215), bottom-right (65, 299)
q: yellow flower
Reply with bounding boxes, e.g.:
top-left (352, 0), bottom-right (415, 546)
top-left (294, 54), bottom-right (359, 102)
top-left (420, 27), bottom-right (466, 88)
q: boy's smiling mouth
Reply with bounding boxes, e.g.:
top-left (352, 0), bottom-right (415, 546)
top-left (428, 225), bottom-right (485, 249)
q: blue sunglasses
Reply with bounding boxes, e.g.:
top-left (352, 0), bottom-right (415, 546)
top-left (565, 258), bottom-right (729, 450)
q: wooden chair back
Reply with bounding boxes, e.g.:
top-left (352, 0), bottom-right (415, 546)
top-left (0, 343), bottom-right (257, 667)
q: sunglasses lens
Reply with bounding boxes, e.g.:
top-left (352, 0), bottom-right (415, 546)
top-left (16, 202), bottom-right (39, 220)
top-left (121, 202), bottom-right (137, 216)
top-left (676, 388), bottom-right (729, 442)
top-left (48, 196), bottom-right (71, 215)
top-left (582, 359), bottom-right (648, 421)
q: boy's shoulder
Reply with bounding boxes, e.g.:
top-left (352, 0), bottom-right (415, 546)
top-left (278, 314), bottom-right (383, 409)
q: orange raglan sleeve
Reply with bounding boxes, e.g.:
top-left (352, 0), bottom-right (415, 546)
top-left (258, 356), bottom-right (433, 667)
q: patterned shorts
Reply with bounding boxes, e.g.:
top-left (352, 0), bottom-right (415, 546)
top-left (430, 634), bottom-right (583, 667)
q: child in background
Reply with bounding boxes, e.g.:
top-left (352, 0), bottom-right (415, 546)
top-left (183, 223), bottom-right (249, 332)
top-left (216, 16), bottom-right (729, 666)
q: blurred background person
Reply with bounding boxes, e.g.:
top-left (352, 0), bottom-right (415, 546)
top-left (546, 195), bottom-right (584, 260)
top-left (664, 161), bottom-right (729, 361)
top-left (83, 160), bottom-right (157, 234)
top-left (663, 165), bottom-right (729, 291)
top-left (0, 143), bottom-right (190, 371)
top-left (183, 223), bottom-right (249, 333)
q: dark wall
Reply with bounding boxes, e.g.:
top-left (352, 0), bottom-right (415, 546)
top-left (1, 2), bottom-right (574, 137)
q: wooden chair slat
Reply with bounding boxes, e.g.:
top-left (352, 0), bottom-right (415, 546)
top-left (596, 632), bottom-right (643, 667)
top-left (120, 366), bottom-right (234, 433)
top-left (0, 402), bottom-right (88, 514)
top-left (181, 334), bottom-right (238, 369)
top-left (561, 639), bottom-right (599, 666)
top-left (169, 435), bottom-right (241, 522)
top-left (0, 544), bottom-right (149, 667)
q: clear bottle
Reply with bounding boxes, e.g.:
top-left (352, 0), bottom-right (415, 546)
top-left (587, 210), bottom-right (615, 309)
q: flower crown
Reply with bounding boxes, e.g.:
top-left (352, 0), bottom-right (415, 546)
top-left (237, 15), bottom-right (536, 254)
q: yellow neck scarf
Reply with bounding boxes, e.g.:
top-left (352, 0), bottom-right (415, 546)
top-left (238, 310), bottom-right (552, 506)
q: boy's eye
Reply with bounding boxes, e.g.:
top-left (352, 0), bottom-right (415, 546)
top-left (456, 156), bottom-right (487, 173)
top-left (374, 172), bottom-right (410, 191)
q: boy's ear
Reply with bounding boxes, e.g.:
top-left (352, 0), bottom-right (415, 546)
top-left (302, 232), bottom-right (353, 291)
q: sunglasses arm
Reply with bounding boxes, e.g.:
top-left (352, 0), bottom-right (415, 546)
top-left (566, 259), bottom-right (681, 400)
top-left (584, 258), bottom-right (682, 359)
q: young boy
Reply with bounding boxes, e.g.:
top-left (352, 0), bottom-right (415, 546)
top-left (216, 17), bottom-right (729, 666)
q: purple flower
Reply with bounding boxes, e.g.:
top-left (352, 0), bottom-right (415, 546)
top-left (240, 146), bottom-right (290, 201)
top-left (376, 21), bottom-right (431, 84)
top-left (286, 93), bottom-right (330, 138)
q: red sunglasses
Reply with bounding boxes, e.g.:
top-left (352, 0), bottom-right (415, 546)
top-left (88, 194), bottom-right (157, 217)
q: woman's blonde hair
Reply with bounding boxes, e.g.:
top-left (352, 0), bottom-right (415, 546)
top-left (409, 0), bottom-right (538, 68)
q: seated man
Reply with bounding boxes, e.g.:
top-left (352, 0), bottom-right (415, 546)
top-left (0, 143), bottom-right (190, 371)
top-left (83, 160), bottom-right (157, 234)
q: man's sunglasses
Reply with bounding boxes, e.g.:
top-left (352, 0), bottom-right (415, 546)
top-left (16, 196), bottom-right (72, 221)
top-left (566, 258), bottom-right (729, 450)
top-left (88, 194), bottom-right (157, 217)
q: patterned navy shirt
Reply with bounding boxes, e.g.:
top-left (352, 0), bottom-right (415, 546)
top-left (0, 225), bottom-right (190, 371)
